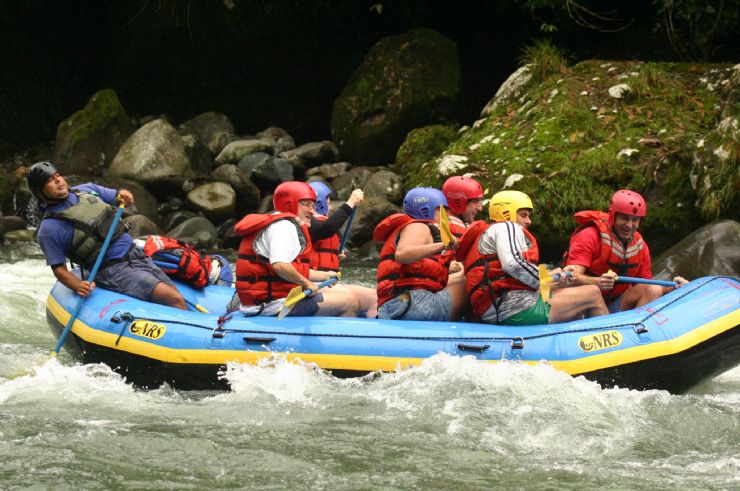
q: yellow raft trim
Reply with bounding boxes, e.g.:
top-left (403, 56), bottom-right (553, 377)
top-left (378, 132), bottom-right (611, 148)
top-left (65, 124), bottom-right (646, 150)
top-left (47, 294), bottom-right (740, 375)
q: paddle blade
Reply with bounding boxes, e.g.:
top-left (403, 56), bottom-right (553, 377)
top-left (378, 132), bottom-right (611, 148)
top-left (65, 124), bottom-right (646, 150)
top-left (439, 205), bottom-right (453, 247)
top-left (538, 264), bottom-right (553, 301)
top-left (277, 285), bottom-right (306, 320)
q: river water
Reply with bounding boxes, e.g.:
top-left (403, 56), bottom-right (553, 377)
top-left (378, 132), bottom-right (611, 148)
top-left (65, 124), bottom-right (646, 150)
top-left (1, 244), bottom-right (738, 490)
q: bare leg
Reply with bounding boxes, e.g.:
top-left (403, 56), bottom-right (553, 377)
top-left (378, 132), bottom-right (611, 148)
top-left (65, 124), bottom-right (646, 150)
top-left (316, 289), bottom-right (360, 317)
top-left (618, 284), bottom-right (664, 311)
top-left (344, 284), bottom-right (378, 318)
top-left (446, 272), bottom-right (469, 321)
top-left (151, 282), bottom-right (188, 310)
top-left (548, 285), bottom-right (608, 323)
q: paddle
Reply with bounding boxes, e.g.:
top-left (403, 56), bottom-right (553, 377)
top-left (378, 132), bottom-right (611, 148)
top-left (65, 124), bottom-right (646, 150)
top-left (52, 202), bottom-right (126, 357)
top-left (277, 276), bottom-right (340, 320)
top-left (338, 207), bottom-right (356, 255)
top-left (538, 264), bottom-right (572, 301)
top-left (607, 270), bottom-right (677, 287)
top-left (438, 205), bottom-right (453, 247)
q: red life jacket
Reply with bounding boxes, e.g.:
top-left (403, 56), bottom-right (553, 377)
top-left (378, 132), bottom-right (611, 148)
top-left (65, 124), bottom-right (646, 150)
top-left (566, 210), bottom-right (648, 301)
top-left (457, 220), bottom-right (539, 318)
top-left (143, 235), bottom-right (212, 288)
top-left (448, 215), bottom-right (467, 239)
top-left (373, 213), bottom-right (453, 307)
top-left (234, 212), bottom-right (313, 306)
top-left (310, 215), bottom-right (340, 272)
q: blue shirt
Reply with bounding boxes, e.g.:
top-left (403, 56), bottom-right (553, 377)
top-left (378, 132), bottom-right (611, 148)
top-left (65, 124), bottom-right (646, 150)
top-left (36, 184), bottom-right (133, 267)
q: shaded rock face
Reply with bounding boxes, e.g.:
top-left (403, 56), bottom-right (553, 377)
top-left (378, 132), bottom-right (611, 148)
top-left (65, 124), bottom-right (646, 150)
top-left (178, 112), bottom-right (238, 156)
top-left (395, 125), bottom-right (458, 174)
top-left (124, 214), bottom-right (163, 239)
top-left (167, 216), bottom-right (218, 249)
top-left (211, 164), bottom-right (260, 215)
top-left (237, 152), bottom-right (293, 191)
top-left (364, 170), bottom-right (404, 205)
top-left (331, 28), bottom-right (461, 166)
top-left (349, 196), bottom-right (399, 246)
top-left (653, 220), bottom-right (740, 279)
top-left (52, 89), bottom-right (135, 176)
top-left (332, 167), bottom-right (378, 200)
top-left (107, 119), bottom-right (193, 196)
top-left (480, 65), bottom-right (532, 117)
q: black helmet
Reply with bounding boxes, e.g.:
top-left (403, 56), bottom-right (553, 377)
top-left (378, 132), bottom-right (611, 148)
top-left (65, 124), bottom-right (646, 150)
top-left (26, 161), bottom-right (59, 196)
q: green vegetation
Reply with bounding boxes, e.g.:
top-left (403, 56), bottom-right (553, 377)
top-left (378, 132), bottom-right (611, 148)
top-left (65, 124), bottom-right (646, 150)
top-left (519, 39), bottom-right (568, 82)
top-left (404, 57), bottom-right (738, 259)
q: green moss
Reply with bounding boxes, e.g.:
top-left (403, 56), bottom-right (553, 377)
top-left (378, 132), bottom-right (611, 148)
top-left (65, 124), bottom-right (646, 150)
top-left (401, 60), bottom-right (737, 260)
top-left (395, 125), bottom-right (458, 180)
top-left (65, 89), bottom-right (127, 146)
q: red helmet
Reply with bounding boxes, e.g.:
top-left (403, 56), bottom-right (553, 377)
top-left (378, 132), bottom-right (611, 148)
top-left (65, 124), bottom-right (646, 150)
top-left (442, 176), bottom-right (483, 214)
top-left (273, 181), bottom-right (316, 214)
top-left (608, 189), bottom-right (647, 226)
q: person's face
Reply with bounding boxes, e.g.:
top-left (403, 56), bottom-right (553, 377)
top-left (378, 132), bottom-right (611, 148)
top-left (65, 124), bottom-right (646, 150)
top-left (612, 212), bottom-right (641, 241)
top-left (326, 196), bottom-right (333, 214)
top-left (515, 209), bottom-right (532, 228)
top-left (41, 173), bottom-right (68, 201)
top-left (297, 199), bottom-right (316, 224)
top-left (462, 198), bottom-right (483, 223)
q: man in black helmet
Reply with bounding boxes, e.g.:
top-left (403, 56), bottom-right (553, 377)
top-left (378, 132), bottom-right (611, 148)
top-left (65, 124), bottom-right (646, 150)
top-left (28, 162), bottom-right (187, 309)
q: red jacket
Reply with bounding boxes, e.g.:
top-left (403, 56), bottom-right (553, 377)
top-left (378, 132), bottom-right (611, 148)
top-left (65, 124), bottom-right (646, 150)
top-left (373, 213), bottom-right (453, 307)
top-left (309, 215), bottom-right (340, 272)
top-left (457, 220), bottom-right (540, 318)
top-left (234, 213), bottom-right (313, 306)
top-left (449, 215), bottom-right (466, 239)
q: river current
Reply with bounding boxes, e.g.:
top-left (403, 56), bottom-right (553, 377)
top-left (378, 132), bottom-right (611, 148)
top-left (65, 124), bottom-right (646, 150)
top-left (0, 244), bottom-right (738, 490)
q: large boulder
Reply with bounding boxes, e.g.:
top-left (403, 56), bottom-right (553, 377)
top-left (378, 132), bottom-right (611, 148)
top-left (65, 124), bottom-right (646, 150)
top-left (331, 28), bottom-right (460, 165)
top-left (364, 169), bottom-right (404, 205)
top-left (395, 125), bottom-right (458, 174)
top-left (179, 112), bottom-right (238, 156)
top-left (52, 89), bottom-right (135, 175)
top-left (653, 220), bottom-right (740, 279)
top-left (107, 119), bottom-right (193, 196)
top-left (237, 152), bottom-right (293, 191)
top-left (480, 65), bottom-right (533, 117)
top-left (124, 214), bottom-right (163, 239)
top-left (349, 196), bottom-right (399, 246)
top-left (185, 182), bottom-right (236, 224)
top-left (215, 139), bottom-right (274, 166)
top-left (211, 164), bottom-right (260, 215)
top-left (256, 127), bottom-right (296, 154)
top-left (279, 141), bottom-right (340, 168)
top-left (167, 216), bottom-right (218, 249)
top-left (332, 167), bottom-right (378, 200)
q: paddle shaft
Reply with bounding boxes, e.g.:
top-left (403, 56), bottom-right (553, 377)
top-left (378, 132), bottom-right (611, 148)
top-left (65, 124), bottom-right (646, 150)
top-left (338, 207), bottom-right (356, 255)
top-left (616, 276), bottom-right (677, 287)
top-left (53, 204), bottom-right (125, 355)
top-left (287, 276), bottom-right (339, 308)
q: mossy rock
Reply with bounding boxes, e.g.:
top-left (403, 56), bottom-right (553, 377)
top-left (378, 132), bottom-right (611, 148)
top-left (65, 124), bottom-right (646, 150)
top-left (403, 61), bottom-right (738, 261)
top-left (331, 28), bottom-right (460, 166)
top-left (53, 89), bottom-right (135, 176)
top-left (395, 125), bottom-right (458, 180)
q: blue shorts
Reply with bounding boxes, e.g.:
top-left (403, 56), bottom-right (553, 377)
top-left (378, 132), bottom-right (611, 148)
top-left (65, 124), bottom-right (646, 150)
top-left (378, 289), bottom-right (452, 321)
top-left (608, 294), bottom-right (623, 314)
top-left (287, 293), bottom-right (323, 317)
top-left (94, 247), bottom-right (175, 301)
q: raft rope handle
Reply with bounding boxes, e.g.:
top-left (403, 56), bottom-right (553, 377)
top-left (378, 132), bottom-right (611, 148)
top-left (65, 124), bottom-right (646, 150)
top-left (114, 277), bottom-right (726, 344)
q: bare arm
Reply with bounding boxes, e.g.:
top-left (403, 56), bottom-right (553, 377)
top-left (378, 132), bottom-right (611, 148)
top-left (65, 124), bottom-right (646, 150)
top-left (272, 262), bottom-right (318, 293)
top-left (394, 223), bottom-right (445, 264)
top-left (51, 264), bottom-right (95, 297)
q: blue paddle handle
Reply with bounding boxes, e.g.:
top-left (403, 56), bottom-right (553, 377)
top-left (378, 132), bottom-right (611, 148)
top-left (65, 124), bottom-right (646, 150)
top-left (153, 260), bottom-right (180, 270)
top-left (338, 208), bottom-right (357, 254)
top-left (616, 276), bottom-right (677, 287)
top-left (53, 204), bottom-right (125, 355)
top-left (551, 271), bottom-right (572, 282)
top-left (302, 276), bottom-right (339, 296)
top-left (153, 252), bottom-right (181, 263)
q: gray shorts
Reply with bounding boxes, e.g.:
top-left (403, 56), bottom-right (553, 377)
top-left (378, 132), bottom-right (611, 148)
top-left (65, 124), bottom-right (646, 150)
top-left (94, 247), bottom-right (175, 302)
top-left (378, 289), bottom-right (452, 321)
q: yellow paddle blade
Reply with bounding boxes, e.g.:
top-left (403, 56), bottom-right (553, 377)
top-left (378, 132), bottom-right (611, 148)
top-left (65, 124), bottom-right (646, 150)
top-left (283, 285), bottom-right (307, 309)
top-left (538, 264), bottom-right (553, 301)
top-left (439, 205), bottom-right (453, 247)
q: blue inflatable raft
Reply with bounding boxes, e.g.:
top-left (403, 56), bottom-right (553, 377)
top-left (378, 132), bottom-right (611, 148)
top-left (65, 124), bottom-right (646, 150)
top-left (45, 276), bottom-right (740, 393)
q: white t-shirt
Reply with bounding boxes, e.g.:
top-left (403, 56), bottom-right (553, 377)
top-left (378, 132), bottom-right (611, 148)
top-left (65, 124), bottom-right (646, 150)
top-left (477, 221), bottom-right (540, 323)
top-left (240, 219), bottom-right (307, 316)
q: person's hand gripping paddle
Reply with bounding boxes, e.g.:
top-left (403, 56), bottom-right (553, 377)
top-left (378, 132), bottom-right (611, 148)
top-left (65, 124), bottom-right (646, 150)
top-left (277, 275), bottom-right (340, 320)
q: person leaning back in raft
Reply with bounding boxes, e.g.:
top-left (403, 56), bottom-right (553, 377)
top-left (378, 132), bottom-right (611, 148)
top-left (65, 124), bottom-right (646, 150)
top-left (234, 181), bottom-right (359, 317)
top-left (28, 161), bottom-right (187, 310)
top-left (373, 187), bottom-right (468, 321)
top-left (456, 190), bottom-right (608, 325)
top-left (308, 182), bottom-right (378, 318)
top-left (563, 189), bottom-right (688, 313)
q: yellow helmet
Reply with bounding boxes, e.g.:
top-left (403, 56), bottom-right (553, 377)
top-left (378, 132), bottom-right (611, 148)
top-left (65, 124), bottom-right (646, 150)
top-left (488, 190), bottom-right (533, 222)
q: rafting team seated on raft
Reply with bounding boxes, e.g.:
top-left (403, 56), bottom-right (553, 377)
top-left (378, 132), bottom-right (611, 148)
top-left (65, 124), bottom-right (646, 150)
top-left (27, 161), bottom-right (687, 325)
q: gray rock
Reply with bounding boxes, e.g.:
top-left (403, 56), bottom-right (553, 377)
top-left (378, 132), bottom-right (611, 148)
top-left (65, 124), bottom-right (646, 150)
top-left (215, 139), bottom-right (274, 166)
top-left (332, 167), bottom-right (378, 200)
top-left (363, 169), bottom-right (404, 205)
top-left (211, 164), bottom-right (260, 214)
top-left (305, 162), bottom-right (352, 180)
top-left (179, 112), bottom-right (238, 156)
top-left (161, 210), bottom-right (199, 232)
top-left (481, 65), bottom-right (533, 117)
top-left (52, 89), bottom-right (135, 175)
top-left (179, 130), bottom-right (213, 176)
top-left (167, 216), bottom-right (218, 249)
top-left (356, 239), bottom-right (381, 261)
top-left (279, 141), bottom-right (340, 168)
top-left (238, 152), bottom-right (293, 188)
top-left (107, 119), bottom-right (194, 196)
top-left (256, 127), bottom-right (296, 154)
top-left (349, 196), bottom-right (399, 246)
top-left (256, 194), bottom-right (274, 214)
top-left (185, 182), bottom-right (236, 224)
top-left (331, 28), bottom-right (460, 165)
top-left (2, 215), bottom-right (26, 232)
top-left (653, 220), bottom-right (740, 279)
top-left (124, 214), bottom-right (163, 239)
top-left (608, 83), bottom-right (632, 99)
top-left (4, 229), bottom-right (35, 242)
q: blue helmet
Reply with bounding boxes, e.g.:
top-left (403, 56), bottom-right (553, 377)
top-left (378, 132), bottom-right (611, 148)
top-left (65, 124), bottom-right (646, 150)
top-left (403, 187), bottom-right (448, 220)
top-left (308, 181), bottom-right (333, 216)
